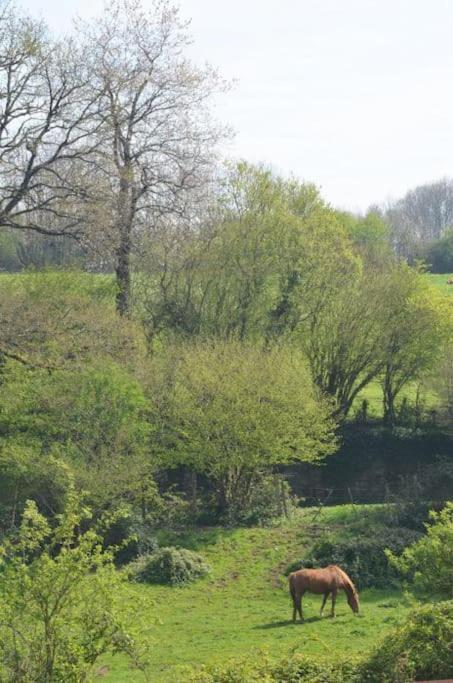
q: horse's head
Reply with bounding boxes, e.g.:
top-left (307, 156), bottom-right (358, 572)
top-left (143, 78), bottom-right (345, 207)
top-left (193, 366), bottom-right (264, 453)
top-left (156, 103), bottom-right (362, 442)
top-left (347, 587), bottom-right (360, 614)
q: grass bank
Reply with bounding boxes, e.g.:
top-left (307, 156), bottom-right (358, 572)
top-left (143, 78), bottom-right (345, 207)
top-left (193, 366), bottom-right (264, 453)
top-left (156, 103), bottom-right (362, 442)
top-left (103, 506), bottom-right (416, 682)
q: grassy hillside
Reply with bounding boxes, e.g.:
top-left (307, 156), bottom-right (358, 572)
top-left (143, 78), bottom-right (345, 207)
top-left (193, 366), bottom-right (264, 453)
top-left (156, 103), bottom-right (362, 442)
top-left (102, 506), bottom-right (416, 682)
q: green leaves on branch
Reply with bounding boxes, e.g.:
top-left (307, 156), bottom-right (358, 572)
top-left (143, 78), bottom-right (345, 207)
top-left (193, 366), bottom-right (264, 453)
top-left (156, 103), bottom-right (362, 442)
top-left (148, 340), bottom-right (336, 514)
top-left (0, 491), bottom-right (150, 682)
top-left (386, 502), bottom-right (453, 597)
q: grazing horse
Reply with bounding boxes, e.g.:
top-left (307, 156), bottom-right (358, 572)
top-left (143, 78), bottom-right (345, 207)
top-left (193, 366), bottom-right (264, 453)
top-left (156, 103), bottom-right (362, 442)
top-left (289, 564), bottom-right (359, 622)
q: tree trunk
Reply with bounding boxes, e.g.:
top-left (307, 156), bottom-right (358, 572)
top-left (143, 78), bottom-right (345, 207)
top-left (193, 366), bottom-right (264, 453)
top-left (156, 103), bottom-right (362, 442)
top-left (383, 383), bottom-right (396, 426)
top-left (115, 170), bottom-right (134, 317)
top-left (115, 227), bottom-right (131, 316)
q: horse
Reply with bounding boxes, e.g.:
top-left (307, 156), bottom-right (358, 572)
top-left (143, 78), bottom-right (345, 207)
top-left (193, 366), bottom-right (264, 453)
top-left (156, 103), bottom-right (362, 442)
top-left (288, 564), bottom-right (359, 622)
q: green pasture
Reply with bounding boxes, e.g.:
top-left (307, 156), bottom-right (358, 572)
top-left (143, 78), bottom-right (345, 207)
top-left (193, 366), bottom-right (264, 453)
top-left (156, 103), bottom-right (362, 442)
top-left (102, 506), bottom-right (416, 682)
top-left (427, 272), bottom-right (453, 295)
top-left (352, 379), bottom-right (441, 420)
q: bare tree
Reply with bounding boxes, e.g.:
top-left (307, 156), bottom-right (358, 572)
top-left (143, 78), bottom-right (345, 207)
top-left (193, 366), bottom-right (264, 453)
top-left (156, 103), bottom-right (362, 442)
top-left (381, 178), bottom-right (453, 259)
top-left (78, 0), bottom-right (228, 315)
top-left (0, 2), bottom-right (102, 238)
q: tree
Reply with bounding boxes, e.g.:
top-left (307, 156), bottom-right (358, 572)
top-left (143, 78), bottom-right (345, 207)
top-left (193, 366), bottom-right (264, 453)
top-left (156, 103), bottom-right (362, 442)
top-left (134, 162), bottom-right (335, 345)
top-left (339, 210), bottom-right (393, 267)
top-left (0, 490), bottom-right (149, 681)
top-left (423, 230), bottom-right (453, 273)
top-left (79, 0), bottom-right (227, 315)
top-left (0, 359), bottom-right (156, 518)
top-left (0, 271), bottom-right (141, 369)
top-left (387, 503), bottom-right (453, 597)
top-left (148, 340), bottom-right (336, 515)
top-left (381, 178), bottom-right (453, 259)
top-left (0, 2), bottom-right (99, 237)
top-left (429, 349), bottom-right (453, 422)
top-left (379, 265), bottom-right (452, 425)
top-left (295, 268), bottom-right (389, 417)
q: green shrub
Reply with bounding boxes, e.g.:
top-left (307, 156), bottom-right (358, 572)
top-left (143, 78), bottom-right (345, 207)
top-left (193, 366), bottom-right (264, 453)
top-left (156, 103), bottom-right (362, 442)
top-left (128, 547), bottom-right (211, 585)
top-left (186, 653), bottom-right (361, 682)
top-left (218, 472), bottom-right (299, 527)
top-left (359, 600), bottom-right (453, 682)
top-left (387, 502), bottom-right (453, 596)
top-left (0, 492), bottom-right (149, 682)
top-left (285, 528), bottom-right (421, 588)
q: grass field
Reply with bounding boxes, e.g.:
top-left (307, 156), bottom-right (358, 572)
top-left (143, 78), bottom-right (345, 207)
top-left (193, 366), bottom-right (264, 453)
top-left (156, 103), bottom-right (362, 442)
top-left (101, 506), bottom-right (417, 682)
top-left (427, 272), bottom-right (453, 295)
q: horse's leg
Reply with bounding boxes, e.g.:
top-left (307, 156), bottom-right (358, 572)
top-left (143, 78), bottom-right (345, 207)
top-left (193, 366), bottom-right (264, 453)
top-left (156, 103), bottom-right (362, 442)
top-left (297, 590), bottom-right (305, 622)
top-left (320, 592), bottom-right (330, 617)
top-left (292, 592), bottom-right (297, 623)
top-left (290, 583), bottom-right (298, 623)
top-left (330, 589), bottom-right (337, 617)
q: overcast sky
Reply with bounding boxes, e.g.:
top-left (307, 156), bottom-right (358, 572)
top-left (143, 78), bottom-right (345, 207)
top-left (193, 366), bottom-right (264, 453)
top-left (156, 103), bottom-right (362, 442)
top-left (20, 0), bottom-right (453, 211)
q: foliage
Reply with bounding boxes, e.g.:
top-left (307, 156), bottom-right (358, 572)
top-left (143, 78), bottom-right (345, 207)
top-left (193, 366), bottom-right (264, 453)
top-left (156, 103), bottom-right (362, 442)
top-left (427, 347), bottom-right (453, 421)
top-left (0, 270), bottom-right (140, 368)
top-left (285, 527), bottom-right (421, 589)
top-left (186, 652), bottom-right (360, 683)
top-left (134, 162), bottom-right (330, 344)
top-left (0, 230), bottom-right (22, 271)
top-left (424, 230), bottom-right (453, 272)
top-left (359, 600), bottom-right (453, 682)
top-left (0, 361), bottom-right (156, 516)
top-left (0, 491), bottom-right (149, 682)
top-left (217, 472), bottom-right (299, 526)
top-left (387, 502), bottom-right (453, 596)
top-left (128, 546), bottom-right (211, 585)
top-left (147, 340), bottom-right (336, 515)
top-left (340, 210), bottom-right (392, 266)
top-left (378, 263), bottom-right (452, 425)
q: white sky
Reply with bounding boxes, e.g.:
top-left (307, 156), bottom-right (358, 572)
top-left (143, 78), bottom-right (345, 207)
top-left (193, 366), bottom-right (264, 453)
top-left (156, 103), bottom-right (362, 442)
top-left (20, 0), bottom-right (453, 211)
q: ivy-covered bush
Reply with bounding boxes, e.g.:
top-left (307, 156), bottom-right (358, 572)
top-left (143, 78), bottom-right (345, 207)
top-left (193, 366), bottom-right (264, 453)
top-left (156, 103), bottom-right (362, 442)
top-left (128, 547), bottom-right (211, 585)
top-left (285, 527), bottom-right (421, 588)
top-left (359, 600), bottom-right (453, 682)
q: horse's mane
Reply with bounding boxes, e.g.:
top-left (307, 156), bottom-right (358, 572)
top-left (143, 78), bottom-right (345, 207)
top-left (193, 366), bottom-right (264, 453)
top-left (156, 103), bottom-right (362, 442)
top-left (332, 565), bottom-right (357, 596)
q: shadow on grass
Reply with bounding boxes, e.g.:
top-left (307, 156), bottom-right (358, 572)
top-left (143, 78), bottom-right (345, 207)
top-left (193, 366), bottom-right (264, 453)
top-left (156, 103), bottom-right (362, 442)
top-left (155, 527), bottom-right (238, 551)
top-left (255, 616), bottom-right (322, 629)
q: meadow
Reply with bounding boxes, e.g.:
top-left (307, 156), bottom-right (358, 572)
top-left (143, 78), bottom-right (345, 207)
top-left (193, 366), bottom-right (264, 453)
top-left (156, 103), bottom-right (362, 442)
top-left (102, 506), bottom-right (417, 682)
top-left (427, 272), bottom-right (453, 295)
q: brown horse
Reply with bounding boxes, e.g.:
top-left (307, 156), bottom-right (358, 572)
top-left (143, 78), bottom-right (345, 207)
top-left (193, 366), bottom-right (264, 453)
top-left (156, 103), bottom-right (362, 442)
top-left (289, 564), bottom-right (359, 622)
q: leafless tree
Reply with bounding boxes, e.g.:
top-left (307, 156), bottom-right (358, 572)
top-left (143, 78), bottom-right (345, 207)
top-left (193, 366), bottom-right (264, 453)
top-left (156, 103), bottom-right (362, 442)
top-left (0, 2), bottom-right (103, 239)
top-left (78, 0), bottom-right (229, 314)
top-left (380, 178), bottom-right (453, 259)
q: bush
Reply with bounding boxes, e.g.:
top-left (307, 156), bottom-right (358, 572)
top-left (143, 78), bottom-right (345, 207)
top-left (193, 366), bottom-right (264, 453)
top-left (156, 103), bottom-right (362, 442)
top-left (186, 653), bottom-right (360, 683)
top-left (104, 512), bottom-right (159, 566)
top-left (0, 493), bottom-right (149, 682)
top-left (128, 547), bottom-right (211, 585)
top-left (285, 527), bottom-right (421, 588)
top-left (359, 600), bottom-right (453, 682)
top-left (387, 502), bottom-right (453, 596)
top-left (217, 472), bottom-right (299, 527)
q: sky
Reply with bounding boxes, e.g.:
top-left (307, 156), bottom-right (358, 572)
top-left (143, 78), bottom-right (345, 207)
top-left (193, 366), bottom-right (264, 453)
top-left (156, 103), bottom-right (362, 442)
top-left (20, 0), bottom-right (453, 212)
